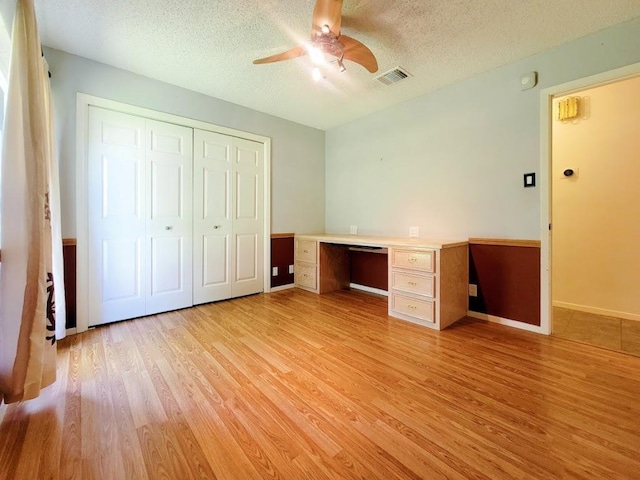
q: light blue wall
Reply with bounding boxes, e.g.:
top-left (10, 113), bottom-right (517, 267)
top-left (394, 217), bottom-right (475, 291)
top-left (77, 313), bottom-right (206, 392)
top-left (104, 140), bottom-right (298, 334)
top-left (44, 48), bottom-right (325, 237)
top-left (325, 18), bottom-right (640, 240)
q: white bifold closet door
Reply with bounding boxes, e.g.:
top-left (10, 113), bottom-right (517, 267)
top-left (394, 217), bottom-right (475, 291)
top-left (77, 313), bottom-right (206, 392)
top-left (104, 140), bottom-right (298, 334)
top-left (193, 129), bottom-right (264, 304)
top-left (87, 107), bottom-right (193, 326)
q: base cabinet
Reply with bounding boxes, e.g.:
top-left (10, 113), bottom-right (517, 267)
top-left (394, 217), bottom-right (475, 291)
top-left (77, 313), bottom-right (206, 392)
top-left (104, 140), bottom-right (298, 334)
top-left (294, 239), bottom-right (318, 293)
top-left (388, 245), bottom-right (468, 329)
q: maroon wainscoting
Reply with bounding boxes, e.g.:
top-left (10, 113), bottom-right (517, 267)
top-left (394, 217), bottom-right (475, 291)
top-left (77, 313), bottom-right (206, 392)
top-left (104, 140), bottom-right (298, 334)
top-left (349, 249), bottom-right (388, 291)
top-left (61, 235), bottom-right (540, 330)
top-left (0, 242), bottom-right (77, 329)
top-left (62, 240), bottom-right (77, 329)
top-left (468, 239), bottom-right (540, 326)
top-left (271, 234), bottom-right (295, 288)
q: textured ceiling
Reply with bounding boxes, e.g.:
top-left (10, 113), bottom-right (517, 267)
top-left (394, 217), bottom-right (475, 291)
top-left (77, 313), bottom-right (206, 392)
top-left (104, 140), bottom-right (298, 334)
top-left (34, 0), bottom-right (640, 130)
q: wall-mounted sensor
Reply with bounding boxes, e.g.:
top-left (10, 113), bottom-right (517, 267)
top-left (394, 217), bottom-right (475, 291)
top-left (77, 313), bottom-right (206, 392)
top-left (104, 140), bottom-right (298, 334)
top-left (520, 71), bottom-right (538, 91)
top-left (560, 167), bottom-right (579, 179)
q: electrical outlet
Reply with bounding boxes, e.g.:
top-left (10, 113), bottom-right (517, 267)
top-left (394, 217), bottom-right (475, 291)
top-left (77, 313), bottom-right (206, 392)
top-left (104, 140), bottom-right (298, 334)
top-left (350, 225), bottom-right (358, 235)
top-left (288, 265), bottom-right (294, 274)
top-left (468, 284), bottom-right (478, 297)
top-left (272, 266), bottom-right (278, 277)
top-left (409, 226), bottom-right (419, 238)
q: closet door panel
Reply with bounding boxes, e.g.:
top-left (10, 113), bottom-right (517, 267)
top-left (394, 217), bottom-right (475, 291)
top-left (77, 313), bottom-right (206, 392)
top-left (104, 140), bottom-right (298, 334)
top-left (87, 107), bottom-right (146, 326)
top-left (202, 234), bottom-right (229, 285)
top-left (235, 171), bottom-right (258, 219)
top-left (150, 236), bottom-right (184, 293)
top-left (145, 119), bottom-right (193, 315)
top-left (231, 138), bottom-right (264, 298)
top-left (235, 233), bottom-right (258, 282)
top-left (193, 129), bottom-right (233, 304)
top-left (204, 169), bottom-right (229, 219)
top-left (151, 162), bottom-right (184, 218)
top-left (100, 237), bottom-right (143, 313)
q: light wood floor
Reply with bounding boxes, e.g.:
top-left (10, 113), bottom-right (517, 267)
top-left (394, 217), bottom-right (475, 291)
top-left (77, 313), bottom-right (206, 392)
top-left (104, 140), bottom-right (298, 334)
top-left (2, 289), bottom-right (640, 479)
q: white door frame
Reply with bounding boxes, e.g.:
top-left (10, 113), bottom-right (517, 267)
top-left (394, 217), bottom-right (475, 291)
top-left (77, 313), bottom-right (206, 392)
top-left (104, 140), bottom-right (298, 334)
top-left (76, 93), bottom-right (272, 333)
top-left (539, 62), bottom-right (640, 335)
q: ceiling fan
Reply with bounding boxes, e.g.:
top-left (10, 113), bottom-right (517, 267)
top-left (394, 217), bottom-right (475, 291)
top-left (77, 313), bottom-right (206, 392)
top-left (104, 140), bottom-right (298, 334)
top-left (253, 0), bottom-right (379, 79)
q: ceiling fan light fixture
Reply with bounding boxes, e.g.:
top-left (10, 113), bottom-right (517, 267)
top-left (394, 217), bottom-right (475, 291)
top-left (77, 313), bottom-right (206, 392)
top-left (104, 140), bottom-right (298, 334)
top-left (307, 44), bottom-right (325, 64)
top-left (253, 0), bottom-right (379, 75)
top-left (312, 67), bottom-right (323, 82)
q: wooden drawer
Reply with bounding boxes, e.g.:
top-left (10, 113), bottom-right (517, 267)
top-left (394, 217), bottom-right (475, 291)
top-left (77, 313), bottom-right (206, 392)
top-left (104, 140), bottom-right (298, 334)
top-left (391, 249), bottom-right (435, 272)
top-left (391, 293), bottom-right (435, 323)
top-left (391, 271), bottom-right (435, 297)
top-left (295, 263), bottom-right (317, 290)
top-left (296, 239), bottom-right (317, 264)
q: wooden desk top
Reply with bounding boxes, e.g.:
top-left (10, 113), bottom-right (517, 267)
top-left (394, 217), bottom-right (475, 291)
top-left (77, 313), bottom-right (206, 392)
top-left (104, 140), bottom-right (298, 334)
top-left (295, 233), bottom-right (468, 250)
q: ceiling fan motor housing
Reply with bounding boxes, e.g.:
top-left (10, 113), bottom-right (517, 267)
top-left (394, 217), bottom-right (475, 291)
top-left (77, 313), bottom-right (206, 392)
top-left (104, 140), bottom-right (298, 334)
top-left (314, 32), bottom-right (344, 59)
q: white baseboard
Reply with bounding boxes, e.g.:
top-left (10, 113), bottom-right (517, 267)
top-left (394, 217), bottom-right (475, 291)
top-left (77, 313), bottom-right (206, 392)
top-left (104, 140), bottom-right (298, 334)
top-left (269, 283), bottom-right (295, 292)
top-left (467, 311), bottom-right (546, 334)
top-left (552, 301), bottom-right (640, 322)
top-left (65, 328), bottom-right (77, 337)
top-left (350, 283), bottom-right (388, 297)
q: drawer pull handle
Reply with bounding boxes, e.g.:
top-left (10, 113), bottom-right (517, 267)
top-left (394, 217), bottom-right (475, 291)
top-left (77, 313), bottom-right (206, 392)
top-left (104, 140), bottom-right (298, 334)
top-left (408, 281), bottom-right (417, 286)
top-left (213, 225), bottom-right (221, 229)
top-left (303, 249), bottom-right (309, 253)
top-left (165, 226), bottom-right (173, 231)
top-left (408, 305), bottom-right (417, 310)
top-left (408, 257), bottom-right (417, 263)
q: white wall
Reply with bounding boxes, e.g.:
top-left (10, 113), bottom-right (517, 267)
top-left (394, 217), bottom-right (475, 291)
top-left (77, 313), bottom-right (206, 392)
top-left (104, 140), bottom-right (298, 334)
top-left (325, 18), bottom-right (640, 240)
top-left (552, 77), bottom-right (640, 319)
top-left (43, 47), bottom-right (325, 238)
top-left (0, 0), bottom-right (14, 80)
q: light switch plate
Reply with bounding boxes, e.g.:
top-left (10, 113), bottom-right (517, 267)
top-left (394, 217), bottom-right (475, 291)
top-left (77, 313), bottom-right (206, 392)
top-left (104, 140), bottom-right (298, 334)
top-left (272, 266), bottom-right (278, 276)
top-left (409, 226), bottom-right (419, 238)
top-left (350, 225), bottom-right (358, 235)
top-left (289, 265), bottom-right (294, 274)
top-left (524, 173), bottom-right (536, 188)
top-left (469, 284), bottom-right (478, 297)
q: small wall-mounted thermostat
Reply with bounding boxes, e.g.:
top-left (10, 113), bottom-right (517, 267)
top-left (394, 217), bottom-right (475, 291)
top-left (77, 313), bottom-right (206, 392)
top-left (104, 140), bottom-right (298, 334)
top-left (560, 167), bottom-right (579, 179)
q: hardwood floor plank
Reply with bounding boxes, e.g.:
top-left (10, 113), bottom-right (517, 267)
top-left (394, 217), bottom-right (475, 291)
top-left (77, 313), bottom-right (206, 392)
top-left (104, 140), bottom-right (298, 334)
top-left (2, 289), bottom-right (640, 479)
top-left (122, 370), bottom-right (168, 429)
top-left (59, 335), bottom-right (83, 480)
top-left (152, 354), bottom-right (255, 478)
top-left (0, 406), bottom-right (31, 480)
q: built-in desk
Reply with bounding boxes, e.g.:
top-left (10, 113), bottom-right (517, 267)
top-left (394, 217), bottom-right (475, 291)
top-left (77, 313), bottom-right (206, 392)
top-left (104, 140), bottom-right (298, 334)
top-left (294, 234), bottom-right (469, 330)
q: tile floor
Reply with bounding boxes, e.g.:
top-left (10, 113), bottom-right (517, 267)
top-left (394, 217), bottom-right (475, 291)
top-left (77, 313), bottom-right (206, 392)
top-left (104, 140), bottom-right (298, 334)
top-left (553, 307), bottom-right (640, 356)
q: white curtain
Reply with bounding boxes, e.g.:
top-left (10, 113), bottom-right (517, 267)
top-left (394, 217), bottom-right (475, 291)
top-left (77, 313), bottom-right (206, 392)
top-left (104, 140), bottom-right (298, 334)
top-left (43, 55), bottom-right (66, 343)
top-left (0, 0), bottom-right (64, 404)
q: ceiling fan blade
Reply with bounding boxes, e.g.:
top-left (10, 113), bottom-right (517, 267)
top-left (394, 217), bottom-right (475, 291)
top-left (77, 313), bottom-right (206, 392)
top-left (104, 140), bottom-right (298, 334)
top-left (339, 35), bottom-right (378, 73)
top-left (253, 46), bottom-right (307, 65)
top-left (312, 0), bottom-right (343, 36)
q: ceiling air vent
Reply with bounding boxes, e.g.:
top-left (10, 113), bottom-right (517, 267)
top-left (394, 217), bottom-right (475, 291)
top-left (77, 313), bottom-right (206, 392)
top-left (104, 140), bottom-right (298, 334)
top-left (376, 67), bottom-right (411, 86)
